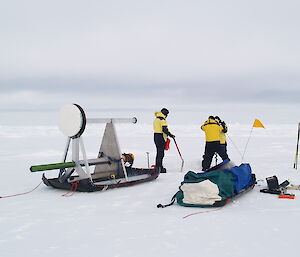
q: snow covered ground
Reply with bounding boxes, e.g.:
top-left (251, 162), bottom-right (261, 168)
top-left (1, 109), bottom-right (299, 257)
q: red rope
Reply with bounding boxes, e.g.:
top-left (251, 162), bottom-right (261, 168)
top-left (0, 181), bottom-right (43, 199)
top-left (61, 181), bottom-right (79, 197)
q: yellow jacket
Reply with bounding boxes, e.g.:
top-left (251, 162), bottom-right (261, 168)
top-left (201, 119), bottom-right (222, 142)
top-left (153, 112), bottom-right (168, 141)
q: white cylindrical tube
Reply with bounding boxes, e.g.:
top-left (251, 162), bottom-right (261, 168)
top-left (86, 117), bottom-right (137, 124)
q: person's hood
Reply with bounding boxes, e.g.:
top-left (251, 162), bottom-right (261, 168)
top-left (154, 112), bottom-right (166, 119)
top-left (204, 118), bottom-right (218, 124)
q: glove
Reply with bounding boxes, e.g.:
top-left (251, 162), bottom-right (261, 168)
top-left (215, 116), bottom-right (221, 123)
top-left (170, 134), bottom-right (175, 139)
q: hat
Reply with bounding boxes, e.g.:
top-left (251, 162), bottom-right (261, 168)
top-left (208, 116), bottom-right (215, 120)
top-left (161, 108), bottom-right (169, 116)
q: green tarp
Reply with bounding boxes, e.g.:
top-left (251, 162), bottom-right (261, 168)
top-left (176, 170), bottom-right (235, 207)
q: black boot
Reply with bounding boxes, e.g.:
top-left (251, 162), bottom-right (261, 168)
top-left (159, 167), bottom-right (167, 173)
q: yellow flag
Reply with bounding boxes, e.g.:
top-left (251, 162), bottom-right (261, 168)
top-left (253, 119), bottom-right (265, 128)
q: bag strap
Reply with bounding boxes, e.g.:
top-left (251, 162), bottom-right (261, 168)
top-left (157, 192), bottom-right (178, 208)
top-left (260, 188), bottom-right (281, 195)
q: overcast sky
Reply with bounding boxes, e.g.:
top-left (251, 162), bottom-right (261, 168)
top-left (0, 0), bottom-right (300, 110)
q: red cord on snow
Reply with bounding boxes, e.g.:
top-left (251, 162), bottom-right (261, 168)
top-left (0, 180), bottom-right (80, 199)
top-left (182, 205), bottom-right (226, 219)
top-left (0, 181), bottom-right (43, 199)
top-left (61, 181), bottom-right (79, 197)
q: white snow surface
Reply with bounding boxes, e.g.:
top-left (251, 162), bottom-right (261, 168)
top-left (1, 111), bottom-right (299, 257)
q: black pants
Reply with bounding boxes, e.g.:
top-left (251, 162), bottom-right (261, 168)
top-left (220, 143), bottom-right (227, 156)
top-left (202, 141), bottom-right (229, 171)
top-left (154, 133), bottom-right (166, 170)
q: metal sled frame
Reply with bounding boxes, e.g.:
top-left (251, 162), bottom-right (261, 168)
top-left (31, 104), bottom-right (159, 191)
top-left (58, 120), bottom-right (129, 184)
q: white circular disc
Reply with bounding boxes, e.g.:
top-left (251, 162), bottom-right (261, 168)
top-left (58, 104), bottom-right (84, 137)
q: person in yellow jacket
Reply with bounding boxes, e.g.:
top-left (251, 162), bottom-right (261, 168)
top-left (153, 108), bottom-right (175, 173)
top-left (201, 116), bottom-right (229, 171)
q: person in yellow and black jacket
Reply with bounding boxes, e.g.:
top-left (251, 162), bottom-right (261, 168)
top-left (215, 116), bottom-right (228, 156)
top-left (153, 108), bottom-right (175, 173)
top-left (201, 116), bottom-right (229, 171)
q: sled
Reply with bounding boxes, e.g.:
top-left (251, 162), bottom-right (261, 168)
top-left (42, 167), bottom-right (158, 192)
top-left (31, 104), bottom-right (159, 192)
top-left (158, 160), bottom-right (256, 208)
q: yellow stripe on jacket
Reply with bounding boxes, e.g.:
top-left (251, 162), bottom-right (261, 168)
top-left (220, 132), bottom-right (226, 144)
top-left (220, 123), bottom-right (227, 144)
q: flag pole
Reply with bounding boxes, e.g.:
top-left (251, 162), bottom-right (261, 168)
top-left (241, 119), bottom-right (265, 163)
top-left (294, 123), bottom-right (300, 169)
top-left (241, 126), bottom-right (254, 162)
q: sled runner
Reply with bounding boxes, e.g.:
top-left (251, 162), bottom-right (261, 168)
top-left (158, 160), bottom-right (256, 208)
top-left (31, 104), bottom-right (159, 192)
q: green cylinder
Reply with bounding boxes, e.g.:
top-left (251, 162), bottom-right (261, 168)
top-left (30, 161), bottom-right (76, 172)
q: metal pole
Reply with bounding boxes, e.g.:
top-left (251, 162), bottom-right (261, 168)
top-left (59, 137), bottom-right (71, 175)
top-left (111, 122), bottom-right (128, 181)
top-left (86, 117), bottom-right (137, 124)
top-left (72, 138), bottom-right (80, 164)
top-left (294, 123), bottom-right (300, 169)
top-left (62, 137), bottom-right (71, 162)
top-left (241, 126), bottom-right (254, 162)
top-left (146, 152), bottom-right (150, 169)
top-left (173, 138), bottom-right (184, 172)
top-left (79, 137), bottom-right (92, 178)
top-left (214, 153), bottom-right (218, 166)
